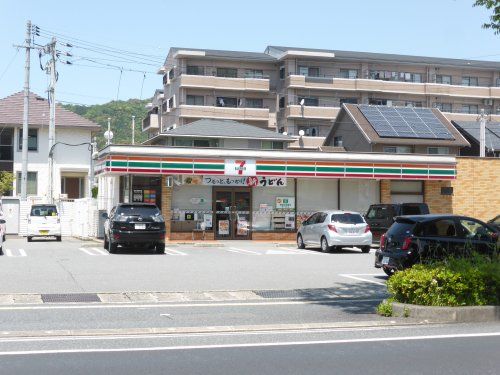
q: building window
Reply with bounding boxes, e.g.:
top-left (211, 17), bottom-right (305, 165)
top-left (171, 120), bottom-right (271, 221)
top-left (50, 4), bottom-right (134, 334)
top-left (186, 95), bottom-right (204, 106)
top-left (333, 136), bottom-right (343, 147)
top-left (168, 69), bottom-right (174, 80)
top-left (298, 126), bottom-right (318, 137)
top-left (369, 99), bottom-right (388, 106)
top-left (279, 96), bottom-right (285, 109)
top-left (384, 146), bottom-right (413, 153)
top-left (193, 139), bottom-right (211, 148)
top-left (0, 128), bottom-right (13, 161)
top-left (61, 177), bottom-right (85, 199)
top-left (246, 98), bottom-right (263, 108)
top-left (245, 69), bottom-right (263, 79)
top-left (279, 66), bottom-right (285, 79)
top-left (339, 69), bottom-right (358, 79)
top-left (462, 76), bottom-right (478, 86)
top-left (173, 138), bottom-right (192, 147)
top-left (434, 103), bottom-right (452, 112)
top-left (436, 75), bottom-right (452, 85)
top-left (340, 98), bottom-right (358, 105)
top-left (216, 97), bottom-right (237, 107)
top-left (18, 128), bottom-right (38, 151)
top-left (261, 141), bottom-right (284, 150)
top-left (298, 66), bottom-right (319, 77)
top-left (216, 67), bottom-right (237, 78)
top-left (405, 101), bottom-right (422, 108)
top-left (428, 147), bottom-right (449, 155)
top-left (186, 65), bottom-right (204, 75)
top-left (16, 171), bottom-right (37, 195)
top-left (461, 104), bottom-right (478, 114)
top-left (298, 97), bottom-right (319, 106)
top-left (168, 96), bottom-right (174, 110)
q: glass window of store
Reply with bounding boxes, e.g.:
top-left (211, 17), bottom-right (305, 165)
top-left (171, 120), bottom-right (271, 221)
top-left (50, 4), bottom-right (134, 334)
top-left (252, 179), bottom-right (295, 232)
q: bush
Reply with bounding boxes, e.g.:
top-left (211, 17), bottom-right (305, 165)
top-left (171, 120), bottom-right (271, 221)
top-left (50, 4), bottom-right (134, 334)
top-left (377, 298), bottom-right (394, 317)
top-left (387, 254), bottom-right (500, 307)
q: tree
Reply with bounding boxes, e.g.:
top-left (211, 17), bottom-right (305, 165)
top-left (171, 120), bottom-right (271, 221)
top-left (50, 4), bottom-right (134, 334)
top-left (474, 0), bottom-right (500, 34)
top-left (0, 171), bottom-right (14, 196)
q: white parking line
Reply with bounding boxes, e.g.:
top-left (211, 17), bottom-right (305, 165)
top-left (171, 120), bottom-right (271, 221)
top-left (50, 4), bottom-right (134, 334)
top-left (164, 248), bottom-right (187, 256)
top-left (338, 273), bottom-right (386, 286)
top-left (91, 247), bottom-right (110, 256)
top-left (3, 249), bottom-right (27, 257)
top-left (226, 247), bottom-right (261, 255)
top-left (79, 247), bottom-right (109, 256)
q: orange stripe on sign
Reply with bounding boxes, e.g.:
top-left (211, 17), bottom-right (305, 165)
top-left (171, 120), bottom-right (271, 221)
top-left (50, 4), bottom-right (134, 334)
top-left (315, 161), bottom-right (345, 166)
top-left (401, 164), bottom-right (429, 168)
top-left (344, 162), bottom-right (373, 167)
top-left (164, 157), bottom-right (194, 162)
top-left (193, 158), bottom-right (224, 163)
top-left (127, 156), bottom-right (162, 161)
top-left (257, 160), bottom-right (285, 165)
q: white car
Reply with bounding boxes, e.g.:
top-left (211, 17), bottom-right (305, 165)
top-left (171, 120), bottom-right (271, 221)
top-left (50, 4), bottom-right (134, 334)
top-left (297, 210), bottom-right (372, 253)
top-left (27, 204), bottom-right (62, 242)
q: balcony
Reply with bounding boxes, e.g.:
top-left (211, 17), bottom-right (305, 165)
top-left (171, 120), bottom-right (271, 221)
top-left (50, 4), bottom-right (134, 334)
top-left (177, 73), bottom-right (270, 92)
top-left (286, 105), bottom-right (340, 119)
top-left (177, 105), bottom-right (270, 123)
top-left (285, 75), bottom-right (500, 99)
top-left (441, 112), bottom-right (500, 122)
top-left (142, 113), bottom-right (159, 131)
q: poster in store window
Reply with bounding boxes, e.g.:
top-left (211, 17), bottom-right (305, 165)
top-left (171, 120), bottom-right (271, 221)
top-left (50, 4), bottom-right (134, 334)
top-left (132, 189), bottom-right (143, 202)
top-left (218, 220), bottom-right (230, 235)
top-left (285, 213), bottom-right (296, 230)
top-left (276, 197), bottom-right (295, 209)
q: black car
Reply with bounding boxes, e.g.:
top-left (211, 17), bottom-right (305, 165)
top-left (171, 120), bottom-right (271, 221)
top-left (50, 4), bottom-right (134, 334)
top-left (365, 203), bottom-right (429, 242)
top-left (375, 214), bottom-right (499, 276)
top-left (104, 203), bottom-right (166, 254)
top-left (488, 215), bottom-right (500, 231)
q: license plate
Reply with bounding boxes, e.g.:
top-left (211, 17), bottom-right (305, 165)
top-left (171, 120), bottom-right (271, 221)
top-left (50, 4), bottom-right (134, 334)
top-left (382, 256), bottom-right (390, 265)
top-left (39, 230), bottom-right (49, 235)
top-left (135, 224), bottom-right (146, 230)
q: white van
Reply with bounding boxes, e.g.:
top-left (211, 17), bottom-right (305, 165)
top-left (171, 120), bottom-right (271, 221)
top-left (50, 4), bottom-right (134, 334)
top-left (27, 204), bottom-right (62, 242)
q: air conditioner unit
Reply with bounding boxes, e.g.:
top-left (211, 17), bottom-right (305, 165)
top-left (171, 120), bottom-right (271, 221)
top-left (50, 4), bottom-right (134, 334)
top-left (484, 99), bottom-right (493, 106)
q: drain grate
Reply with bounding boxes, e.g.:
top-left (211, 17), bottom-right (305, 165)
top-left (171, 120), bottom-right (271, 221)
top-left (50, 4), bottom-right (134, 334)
top-left (41, 293), bottom-right (101, 303)
top-left (254, 289), bottom-right (317, 299)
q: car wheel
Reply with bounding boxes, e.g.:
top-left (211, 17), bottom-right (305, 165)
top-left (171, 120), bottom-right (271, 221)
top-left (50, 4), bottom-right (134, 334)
top-left (320, 237), bottom-right (331, 253)
top-left (108, 237), bottom-right (118, 254)
top-left (2, 235), bottom-right (5, 242)
top-left (0, 246), bottom-right (3, 255)
top-left (27, 236), bottom-right (32, 242)
top-left (56, 236), bottom-right (62, 242)
top-left (156, 243), bottom-right (165, 254)
top-left (361, 246), bottom-right (371, 253)
top-left (103, 235), bottom-right (109, 249)
top-left (297, 234), bottom-right (305, 249)
top-left (383, 268), bottom-right (395, 277)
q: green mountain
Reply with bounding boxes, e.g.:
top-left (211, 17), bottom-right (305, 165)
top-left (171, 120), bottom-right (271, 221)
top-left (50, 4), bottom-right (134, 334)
top-left (63, 98), bottom-right (151, 148)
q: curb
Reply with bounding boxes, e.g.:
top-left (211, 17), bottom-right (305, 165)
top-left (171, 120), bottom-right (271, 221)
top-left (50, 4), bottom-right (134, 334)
top-left (392, 302), bottom-right (500, 323)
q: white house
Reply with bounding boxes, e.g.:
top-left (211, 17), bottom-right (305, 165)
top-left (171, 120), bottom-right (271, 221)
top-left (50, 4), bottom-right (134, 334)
top-left (0, 91), bottom-right (100, 199)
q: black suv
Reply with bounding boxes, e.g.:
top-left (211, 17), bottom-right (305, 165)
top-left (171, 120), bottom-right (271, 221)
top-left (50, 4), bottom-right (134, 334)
top-left (375, 214), bottom-right (499, 275)
top-left (365, 203), bottom-right (429, 242)
top-left (104, 203), bottom-right (166, 254)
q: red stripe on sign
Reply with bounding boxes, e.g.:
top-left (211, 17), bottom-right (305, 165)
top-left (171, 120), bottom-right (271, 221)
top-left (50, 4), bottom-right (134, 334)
top-left (373, 174), bottom-right (403, 179)
top-left (428, 175), bottom-right (455, 180)
top-left (344, 174), bottom-right (374, 178)
top-left (162, 169), bottom-right (194, 174)
top-left (256, 172), bottom-right (287, 176)
top-left (286, 172), bottom-right (316, 177)
top-left (315, 173), bottom-right (345, 177)
top-left (193, 170), bottom-right (225, 175)
top-left (401, 175), bottom-right (428, 179)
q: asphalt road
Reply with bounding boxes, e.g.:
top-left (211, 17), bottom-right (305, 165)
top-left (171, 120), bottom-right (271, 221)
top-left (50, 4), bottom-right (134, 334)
top-left (0, 322), bottom-right (498, 374)
top-left (0, 237), bottom-right (386, 294)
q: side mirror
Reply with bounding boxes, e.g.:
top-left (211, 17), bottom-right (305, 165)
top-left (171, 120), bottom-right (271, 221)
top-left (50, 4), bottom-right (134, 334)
top-left (101, 213), bottom-right (109, 219)
top-left (0, 219), bottom-right (5, 224)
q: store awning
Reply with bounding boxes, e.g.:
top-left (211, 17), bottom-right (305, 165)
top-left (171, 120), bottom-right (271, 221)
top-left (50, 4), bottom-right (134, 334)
top-left (96, 145), bottom-right (456, 180)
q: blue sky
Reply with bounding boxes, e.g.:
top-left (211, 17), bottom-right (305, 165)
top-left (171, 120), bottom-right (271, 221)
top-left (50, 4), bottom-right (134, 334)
top-left (0, 0), bottom-right (498, 105)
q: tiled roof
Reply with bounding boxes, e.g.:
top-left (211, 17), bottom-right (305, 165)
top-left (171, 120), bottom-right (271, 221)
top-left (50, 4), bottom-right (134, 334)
top-left (0, 91), bottom-right (101, 129)
top-left (157, 119), bottom-right (294, 141)
top-left (453, 121), bottom-right (500, 151)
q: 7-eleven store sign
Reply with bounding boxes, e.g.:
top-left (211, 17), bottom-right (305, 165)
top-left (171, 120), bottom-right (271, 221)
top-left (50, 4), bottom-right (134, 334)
top-left (224, 159), bottom-right (256, 176)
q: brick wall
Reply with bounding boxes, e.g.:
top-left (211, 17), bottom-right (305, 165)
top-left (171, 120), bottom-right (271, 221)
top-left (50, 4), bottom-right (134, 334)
top-left (252, 232), bottom-right (296, 241)
top-left (450, 157), bottom-right (500, 222)
top-left (424, 180), bottom-right (453, 214)
top-left (380, 180), bottom-right (391, 203)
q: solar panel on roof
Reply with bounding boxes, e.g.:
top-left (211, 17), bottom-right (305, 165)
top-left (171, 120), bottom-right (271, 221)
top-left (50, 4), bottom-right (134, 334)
top-left (358, 105), bottom-right (455, 140)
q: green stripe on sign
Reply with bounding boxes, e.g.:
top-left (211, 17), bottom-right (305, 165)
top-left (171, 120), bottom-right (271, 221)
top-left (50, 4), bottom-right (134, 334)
top-left (257, 165), bottom-right (286, 171)
top-left (129, 161), bottom-right (161, 168)
top-left (374, 168), bottom-right (401, 174)
top-left (162, 163), bottom-right (193, 169)
top-left (194, 163), bottom-right (224, 170)
top-left (316, 166), bottom-right (344, 173)
top-left (429, 169), bottom-right (455, 175)
top-left (402, 169), bottom-right (428, 175)
top-left (345, 167), bottom-right (373, 173)
top-left (110, 161), bottom-right (128, 167)
top-left (287, 165), bottom-right (315, 172)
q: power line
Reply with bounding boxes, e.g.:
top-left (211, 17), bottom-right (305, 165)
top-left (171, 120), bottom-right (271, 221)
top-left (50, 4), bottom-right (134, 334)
top-left (0, 47), bottom-right (20, 82)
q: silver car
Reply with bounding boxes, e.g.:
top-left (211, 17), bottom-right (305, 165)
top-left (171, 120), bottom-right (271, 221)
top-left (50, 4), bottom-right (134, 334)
top-left (297, 210), bottom-right (372, 253)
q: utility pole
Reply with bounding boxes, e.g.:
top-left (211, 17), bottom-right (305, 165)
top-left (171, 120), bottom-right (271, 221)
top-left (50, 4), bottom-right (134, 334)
top-left (131, 116), bottom-right (135, 145)
top-left (478, 109), bottom-right (486, 158)
top-left (20, 20), bottom-right (31, 200)
top-left (47, 37), bottom-right (57, 203)
top-left (88, 136), bottom-right (97, 199)
top-left (107, 117), bottom-right (111, 145)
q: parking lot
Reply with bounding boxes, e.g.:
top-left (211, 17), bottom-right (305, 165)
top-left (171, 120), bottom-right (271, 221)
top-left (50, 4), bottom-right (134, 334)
top-left (0, 236), bottom-right (386, 296)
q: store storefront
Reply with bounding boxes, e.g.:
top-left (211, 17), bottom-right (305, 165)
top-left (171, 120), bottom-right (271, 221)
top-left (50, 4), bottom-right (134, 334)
top-left (96, 145), bottom-right (457, 241)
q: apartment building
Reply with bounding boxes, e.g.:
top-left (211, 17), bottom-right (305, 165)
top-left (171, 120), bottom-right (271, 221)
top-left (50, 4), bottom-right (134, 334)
top-left (147, 45), bottom-right (500, 148)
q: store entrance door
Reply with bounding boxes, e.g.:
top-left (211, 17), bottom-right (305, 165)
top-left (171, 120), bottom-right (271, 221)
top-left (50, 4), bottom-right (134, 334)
top-left (213, 188), bottom-right (252, 240)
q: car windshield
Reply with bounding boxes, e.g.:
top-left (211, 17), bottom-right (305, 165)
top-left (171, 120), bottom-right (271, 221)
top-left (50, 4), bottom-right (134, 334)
top-left (116, 205), bottom-right (160, 217)
top-left (401, 205), bottom-right (422, 215)
top-left (386, 220), bottom-right (415, 238)
top-left (331, 213), bottom-right (364, 224)
top-left (30, 205), bottom-right (58, 216)
top-left (366, 206), bottom-right (394, 220)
